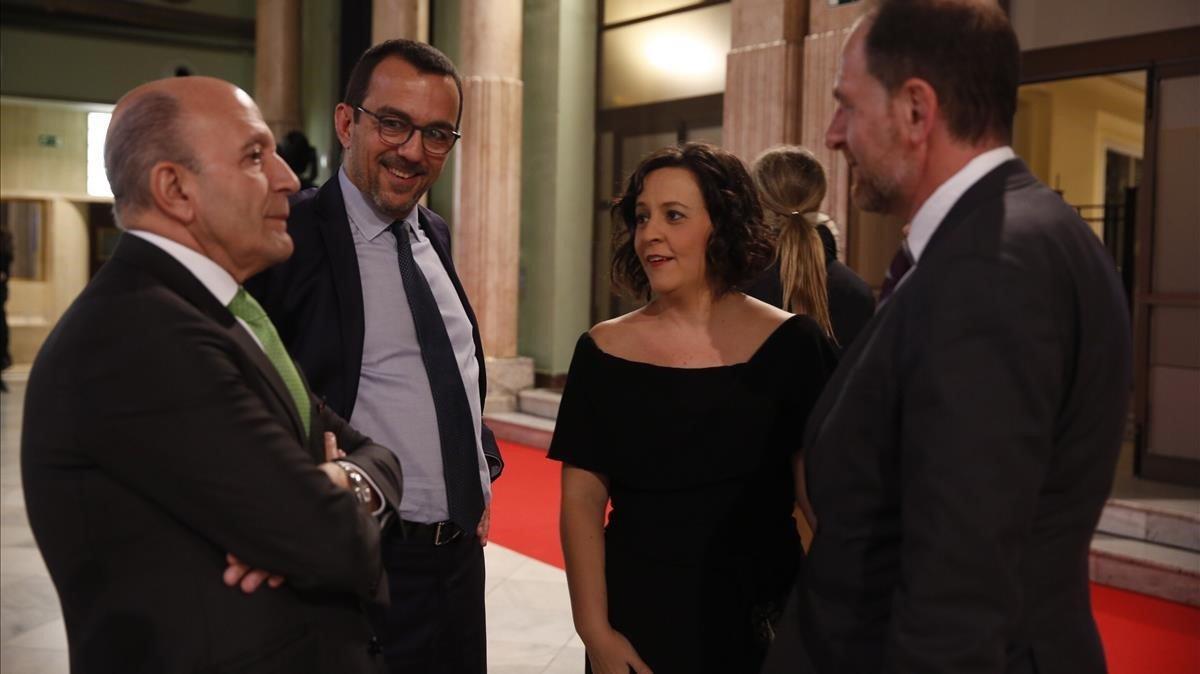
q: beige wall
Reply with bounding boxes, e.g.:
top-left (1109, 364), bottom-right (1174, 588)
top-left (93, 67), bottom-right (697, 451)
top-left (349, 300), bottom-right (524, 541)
top-left (1014, 75), bottom-right (1145, 237)
top-left (1, 101), bottom-right (89, 197)
top-left (1010, 0), bottom-right (1200, 51)
top-left (6, 199), bottom-right (92, 366)
top-left (2, 98), bottom-right (102, 365)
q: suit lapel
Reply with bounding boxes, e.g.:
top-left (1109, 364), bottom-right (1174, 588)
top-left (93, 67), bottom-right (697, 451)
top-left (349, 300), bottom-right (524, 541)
top-left (417, 206), bottom-right (489, 403)
top-left (313, 178), bottom-right (366, 413)
top-left (805, 160), bottom-right (1034, 451)
top-left (915, 158), bottom-right (1033, 269)
top-left (221, 320), bottom-right (310, 444)
top-left (113, 234), bottom-right (309, 444)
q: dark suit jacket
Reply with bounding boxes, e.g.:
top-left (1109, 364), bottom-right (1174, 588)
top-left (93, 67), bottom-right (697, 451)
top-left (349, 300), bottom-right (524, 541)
top-left (21, 234), bottom-right (403, 673)
top-left (744, 224), bottom-right (876, 349)
top-left (766, 160), bottom-right (1131, 674)
top-left (244, 176), bottom-right (503, 480)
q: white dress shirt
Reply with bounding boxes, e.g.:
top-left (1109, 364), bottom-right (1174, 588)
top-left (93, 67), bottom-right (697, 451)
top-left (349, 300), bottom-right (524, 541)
top-left (906, 146), bottom-right (1017, 264)
top-left (127, 230), bottom-right (264, 351)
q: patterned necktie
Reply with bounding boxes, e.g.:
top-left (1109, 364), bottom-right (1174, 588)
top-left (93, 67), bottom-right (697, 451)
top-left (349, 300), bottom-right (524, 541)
top-left (390, 220), bottom-right (484, 533)
top-left (878, 240), bottom-right (915, 305)
top-left (227, 288), bottom-right (311, 438)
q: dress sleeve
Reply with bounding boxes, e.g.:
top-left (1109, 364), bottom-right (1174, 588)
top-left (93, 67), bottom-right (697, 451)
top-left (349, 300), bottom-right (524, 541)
top-left (546, 333), bottom-right (611, 474)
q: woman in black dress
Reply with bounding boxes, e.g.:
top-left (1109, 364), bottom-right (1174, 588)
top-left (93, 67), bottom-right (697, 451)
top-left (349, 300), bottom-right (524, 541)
top-left (550, 143), bottom-right (836, 674)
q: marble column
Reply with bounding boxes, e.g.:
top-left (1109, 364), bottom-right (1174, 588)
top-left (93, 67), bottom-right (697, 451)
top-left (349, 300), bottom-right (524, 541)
top-left (797, 1), bottom-right (864, 252)
top-left (455, 0), bottom-right (531, 412)
top-left (372, 0), bottom-right (428, 44)
top-left (254, 0), bottom-right (302, 139)
top-left (800, 0), bottom-right (903, 274)
top-left (723, 0), bottom-right (808, 164)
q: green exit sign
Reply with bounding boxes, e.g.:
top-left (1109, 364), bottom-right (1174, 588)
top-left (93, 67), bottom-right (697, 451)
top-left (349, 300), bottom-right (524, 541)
top-left (37, 134), bottom-right (62, 148)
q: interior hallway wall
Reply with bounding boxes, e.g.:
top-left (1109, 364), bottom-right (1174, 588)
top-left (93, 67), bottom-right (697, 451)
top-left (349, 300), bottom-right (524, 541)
top-left (301, 0), bottom-right (342, 185)
top-left (518, 0), bottom-right (597, 378)
top-left (1, 100), bottom-right (96, 365)
top-left (427, 0), bottom-right (462, 225)
top-left (0, 27), bottom-right (253, 104)
top-left (1009, 0), bottom-right (1200, 51)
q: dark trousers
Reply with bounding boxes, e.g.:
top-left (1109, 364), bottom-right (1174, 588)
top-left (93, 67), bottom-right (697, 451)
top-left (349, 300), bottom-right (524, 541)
top-left (370, 527), bottom-right (487, 674)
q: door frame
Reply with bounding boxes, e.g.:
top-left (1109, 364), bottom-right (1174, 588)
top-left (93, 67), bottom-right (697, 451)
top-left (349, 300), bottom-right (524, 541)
top-left (1132, 59), bottom-right (1200, 485)
top-left (1020, 27), bottom-right (1200, 485)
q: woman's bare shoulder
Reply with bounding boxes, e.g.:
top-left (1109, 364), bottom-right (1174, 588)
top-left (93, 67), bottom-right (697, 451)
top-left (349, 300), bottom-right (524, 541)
top-left (588, 307), bottom-right (653, 353)
top-left (735, 293), bottom-right (794, 331)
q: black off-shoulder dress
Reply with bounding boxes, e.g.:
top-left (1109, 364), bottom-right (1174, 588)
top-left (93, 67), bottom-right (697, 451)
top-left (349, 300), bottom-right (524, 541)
top-left (549, 315), bottom-right (836, 674)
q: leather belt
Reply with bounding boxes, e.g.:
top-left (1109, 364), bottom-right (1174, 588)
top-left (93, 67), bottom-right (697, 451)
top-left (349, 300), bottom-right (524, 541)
top-left (396, 519), bottom-right (465, 546)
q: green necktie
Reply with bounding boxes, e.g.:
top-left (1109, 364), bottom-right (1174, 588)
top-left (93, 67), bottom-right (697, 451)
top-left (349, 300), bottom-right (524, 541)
top-left (227, 287), bottom-right (311, 439)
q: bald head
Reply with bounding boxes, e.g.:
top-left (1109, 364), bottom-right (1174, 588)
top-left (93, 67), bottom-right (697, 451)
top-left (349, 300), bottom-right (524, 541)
top-left (105, 77), bottom-right (252, 224)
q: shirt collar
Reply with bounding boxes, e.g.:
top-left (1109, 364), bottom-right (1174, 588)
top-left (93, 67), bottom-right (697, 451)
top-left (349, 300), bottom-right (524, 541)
top-left (906, 146), bottom-right (1016, 263)
top-left (338, 166), bottom-right (421, 241)
top-left (127, 229), bottom-right (239, 306)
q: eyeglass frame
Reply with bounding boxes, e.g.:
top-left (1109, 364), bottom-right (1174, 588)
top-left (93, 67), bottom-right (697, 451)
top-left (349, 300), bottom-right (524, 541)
top-left (353, 105), bottom-right (462, 155)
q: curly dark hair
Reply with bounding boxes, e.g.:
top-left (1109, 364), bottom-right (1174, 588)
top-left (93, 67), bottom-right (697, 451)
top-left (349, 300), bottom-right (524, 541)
top-left (610, 143), bottom-right (774, 299)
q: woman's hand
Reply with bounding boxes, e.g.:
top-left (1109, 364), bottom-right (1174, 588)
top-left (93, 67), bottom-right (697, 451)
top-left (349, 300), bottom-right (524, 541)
top-left (583, 626), bottom-right (653, 674)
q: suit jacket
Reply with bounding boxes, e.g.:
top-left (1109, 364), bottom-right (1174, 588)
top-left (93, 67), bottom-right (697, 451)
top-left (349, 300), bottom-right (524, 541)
top-left (21, 234), bottom-right (403, 673)
top-left (766, 160), bottom-right (1131, 674)
top-left (244, 176), bottom-right (503, 480)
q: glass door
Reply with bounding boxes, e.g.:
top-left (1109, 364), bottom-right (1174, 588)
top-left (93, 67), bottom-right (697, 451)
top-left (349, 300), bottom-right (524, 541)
top-left (1134, 61), bottom-right (1200, 486)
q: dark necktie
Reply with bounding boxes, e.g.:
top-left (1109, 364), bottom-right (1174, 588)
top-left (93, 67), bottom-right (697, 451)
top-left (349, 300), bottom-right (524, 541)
top-left (390, 220), bottom-right (484, 533)
top-left (878, 240), bottom-right (915, 305)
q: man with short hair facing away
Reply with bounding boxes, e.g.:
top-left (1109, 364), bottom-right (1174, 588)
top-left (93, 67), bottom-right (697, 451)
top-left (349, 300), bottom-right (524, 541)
top-left (764, 1), bottom-right (1131, 672)
top-left (246, 40), bottom-right (502, 673)
top-left (21, 76), bottom-right (403, 674)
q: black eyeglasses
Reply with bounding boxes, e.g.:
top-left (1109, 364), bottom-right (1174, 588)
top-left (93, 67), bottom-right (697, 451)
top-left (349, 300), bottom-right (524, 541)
top-left (354, 105), bottom-right (461, 155)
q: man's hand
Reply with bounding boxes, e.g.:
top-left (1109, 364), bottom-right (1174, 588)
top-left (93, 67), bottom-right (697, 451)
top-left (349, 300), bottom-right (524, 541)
top-left (317, 431), bottom-right (349, 489)
top-left (223, 553), bottom-right (285, 593)
top-left (476, 503), bottom-right (491, 546)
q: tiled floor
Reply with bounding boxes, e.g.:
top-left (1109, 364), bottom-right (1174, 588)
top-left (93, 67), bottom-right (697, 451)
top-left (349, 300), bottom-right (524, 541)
top-left (0, 371), bottom-right (582, 674)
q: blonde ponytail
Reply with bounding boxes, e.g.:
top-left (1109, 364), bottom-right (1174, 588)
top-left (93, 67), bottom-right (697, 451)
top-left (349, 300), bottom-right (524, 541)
top-left (751, 147), bottom-right (837, 343)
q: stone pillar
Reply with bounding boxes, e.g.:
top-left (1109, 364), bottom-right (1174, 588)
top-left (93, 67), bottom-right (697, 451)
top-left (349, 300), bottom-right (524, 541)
top-left (372, 0), bottom-right (428, 43)
top-left (723, 0), bottom-right (808, 163)
top-left (800, 0), bottom-right (902, 274)
top-left (798, 1), bottom-right (867, 250)
top-left (455, 0), bottom-right (531, 412)
top-left (255, 0), bottom-right (302, 139)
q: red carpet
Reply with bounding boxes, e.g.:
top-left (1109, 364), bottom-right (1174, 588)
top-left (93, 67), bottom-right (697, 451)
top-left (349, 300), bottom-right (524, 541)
top-left (489, 440), bottom-right (1200, 673)
top-left (489, 440), bottom-right (566, 568)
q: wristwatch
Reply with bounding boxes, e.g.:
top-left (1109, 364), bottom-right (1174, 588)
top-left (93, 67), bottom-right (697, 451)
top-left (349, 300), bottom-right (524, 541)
top-left (335, 460), bottom-right (373, 507)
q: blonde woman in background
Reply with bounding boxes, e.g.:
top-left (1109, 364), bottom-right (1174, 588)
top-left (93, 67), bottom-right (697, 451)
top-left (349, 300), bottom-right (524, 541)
top-left (746, 146), bottom-right (875, 349)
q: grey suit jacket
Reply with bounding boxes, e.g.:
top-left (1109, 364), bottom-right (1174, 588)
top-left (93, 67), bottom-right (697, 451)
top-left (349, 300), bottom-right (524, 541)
top-left (765, 160), bottom-right (1131, 674)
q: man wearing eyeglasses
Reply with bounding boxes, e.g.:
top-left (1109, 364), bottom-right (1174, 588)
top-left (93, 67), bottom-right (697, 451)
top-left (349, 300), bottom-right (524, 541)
top-left (245, 40), bottom-right (502, 674)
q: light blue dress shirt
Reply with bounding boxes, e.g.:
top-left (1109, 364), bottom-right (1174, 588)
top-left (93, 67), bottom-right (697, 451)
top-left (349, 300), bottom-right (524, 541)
top-left (338, 168), bottom-right (491, 525)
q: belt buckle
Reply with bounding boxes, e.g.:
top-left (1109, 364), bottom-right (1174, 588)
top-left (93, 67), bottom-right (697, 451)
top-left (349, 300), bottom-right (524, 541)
top-left (433, 521), bottom-right (462, 546)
